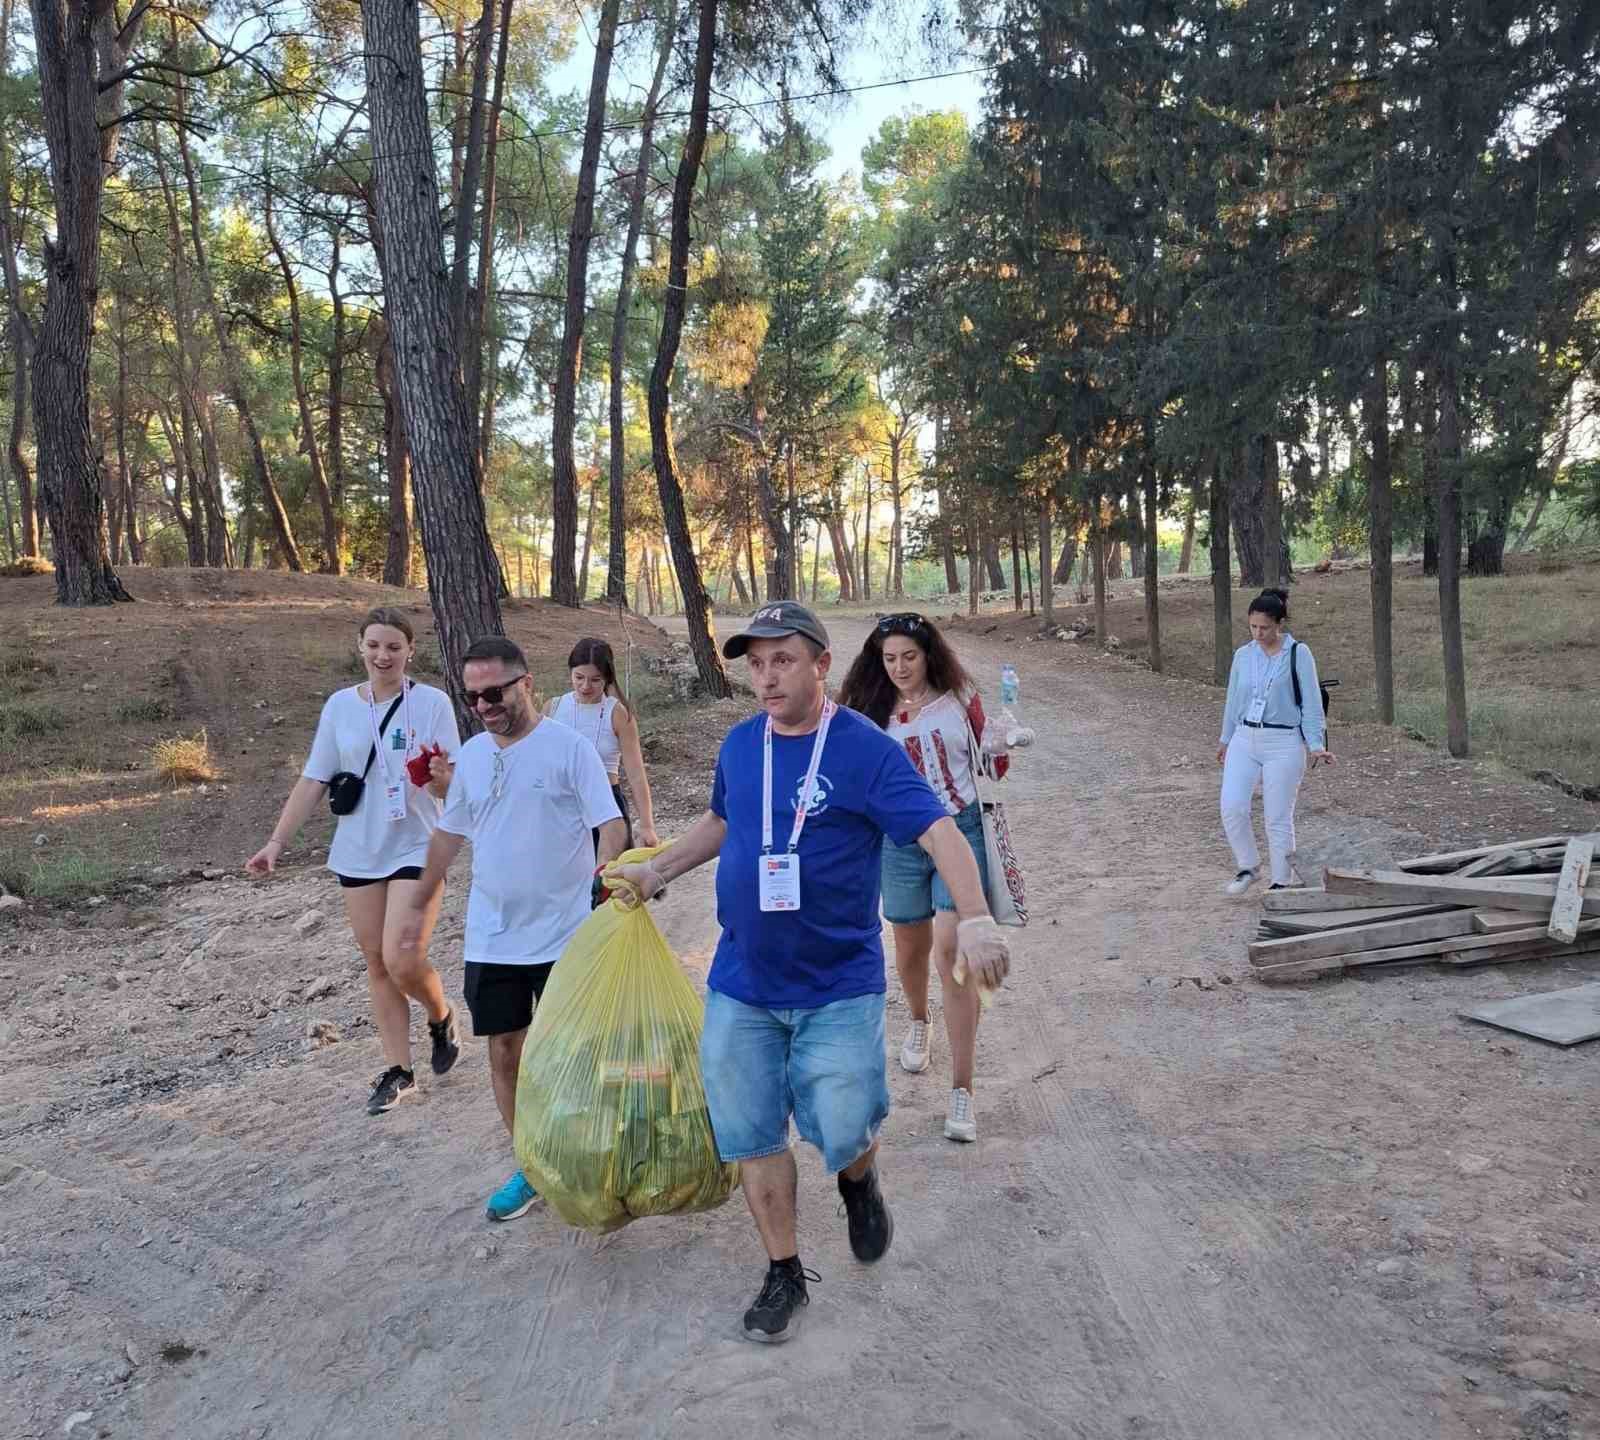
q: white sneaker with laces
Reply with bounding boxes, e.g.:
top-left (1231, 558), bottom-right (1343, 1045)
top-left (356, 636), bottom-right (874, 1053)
top-left (900, 1020), bottom-right (932, 1074)
top-left (1224, 869), bottom-right (1257, 897)
top-left (945, 1087), bottom-right (977, 1143)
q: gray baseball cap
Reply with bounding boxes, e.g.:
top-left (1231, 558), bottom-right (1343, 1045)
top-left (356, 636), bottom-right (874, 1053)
top-left (722, 601), bottom-right (831, 659)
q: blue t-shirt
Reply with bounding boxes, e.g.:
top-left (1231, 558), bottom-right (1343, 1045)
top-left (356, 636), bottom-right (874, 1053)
top-left (708, 705), bottom-right (948, 1009)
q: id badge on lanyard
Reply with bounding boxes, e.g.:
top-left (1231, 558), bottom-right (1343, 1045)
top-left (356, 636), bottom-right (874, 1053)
top-left (369, 683), bottom-right (414, 824)
top-left (758, 701), bottom-right (834, 913)
top-left (1245, 696), bottom-right (1267, 725)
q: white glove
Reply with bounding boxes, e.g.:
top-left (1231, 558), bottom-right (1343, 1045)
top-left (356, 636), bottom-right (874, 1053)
top-left (603, 861), bottom-right (666, 909)
top-left (954, 915), bottom-right (1010, 1004)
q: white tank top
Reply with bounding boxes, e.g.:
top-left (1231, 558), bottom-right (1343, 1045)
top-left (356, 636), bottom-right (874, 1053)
top-left (555, 693), bottom-right (621, 779)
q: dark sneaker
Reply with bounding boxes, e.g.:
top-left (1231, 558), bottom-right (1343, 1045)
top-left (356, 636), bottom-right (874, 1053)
top-left (742, 1260), bottom-right (818, 1344)
top-left (838, 1166), bottom-right (894, 1263)
top-left (367, 1066), bottom-right (417, 1115)
top-left (428, 1007), bottom-right (461, 1075)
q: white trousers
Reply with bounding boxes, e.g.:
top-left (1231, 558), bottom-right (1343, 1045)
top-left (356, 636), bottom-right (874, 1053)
top-left (1220, 728), bottom-right (1306, 885)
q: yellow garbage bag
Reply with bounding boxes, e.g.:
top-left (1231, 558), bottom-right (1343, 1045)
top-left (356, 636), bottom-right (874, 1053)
top-left (513, 846), bottom-right (740, 1233)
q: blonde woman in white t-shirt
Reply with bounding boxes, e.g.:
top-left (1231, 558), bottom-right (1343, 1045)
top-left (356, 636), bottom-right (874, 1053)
top-left (839, 613), bottom-right (1015, 1144)
top-left (247, 606), bottom-right (462, 1116)
top-left (543, 637), bottom-right (659, 849)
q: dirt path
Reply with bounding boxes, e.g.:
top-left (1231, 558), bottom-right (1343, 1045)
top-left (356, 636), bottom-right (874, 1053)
top-left (5, 616), bottom-right (1597, 1439)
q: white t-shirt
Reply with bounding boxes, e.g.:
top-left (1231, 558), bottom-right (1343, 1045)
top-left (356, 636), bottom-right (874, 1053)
top-left (883, 691), bottom-right (995, 816)
top-left (437, 719), bottom-right (622, 966)
top-left (302, 682), bottom-right (461, 879)
top-left (552, 693), bottom-right (622, 778)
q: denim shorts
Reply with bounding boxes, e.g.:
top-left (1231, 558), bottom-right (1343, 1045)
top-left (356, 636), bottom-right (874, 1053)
top-left (880, 803), bottom-right (988, 925)
top-left (700, 990), bottom-right (890, 1174)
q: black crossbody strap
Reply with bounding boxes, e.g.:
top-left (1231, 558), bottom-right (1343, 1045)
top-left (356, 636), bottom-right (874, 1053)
top-left (1290, 641), bottom-right (1302, 711)
top-left (361, 687), bottom-right (408, 781)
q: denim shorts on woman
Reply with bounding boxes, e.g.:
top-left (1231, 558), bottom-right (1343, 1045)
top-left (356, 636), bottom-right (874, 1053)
top-left (699, 989), bottom-right (890, 1174)
top-left (879, 801), bottom-right (989, 924)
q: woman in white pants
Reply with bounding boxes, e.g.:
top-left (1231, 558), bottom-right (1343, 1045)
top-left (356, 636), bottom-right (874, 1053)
top-left (1217, 589), bottom-right (1334, 895)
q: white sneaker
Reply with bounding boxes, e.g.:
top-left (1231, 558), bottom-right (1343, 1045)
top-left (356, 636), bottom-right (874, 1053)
top-left (944, 1087), bottom-right (977, 1143)
top-left (900, 1020), bottom-right (932, 1074)
top-left (1224, 869), bottom-right (1257, 897)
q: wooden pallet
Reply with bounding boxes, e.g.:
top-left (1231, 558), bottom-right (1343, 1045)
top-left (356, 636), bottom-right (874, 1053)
top-left (1250, 833), bottom-right (1600, 983)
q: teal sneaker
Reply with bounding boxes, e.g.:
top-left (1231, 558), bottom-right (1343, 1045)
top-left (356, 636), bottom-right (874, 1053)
top-left (486, 1170), bottom-right (537, 1222)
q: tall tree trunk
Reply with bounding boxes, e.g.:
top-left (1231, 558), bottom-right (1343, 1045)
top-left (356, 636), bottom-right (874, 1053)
top-left (551, 0), bottom-right (621, 607)
top-left (936, 416), bottom-right (960, 592)
top-left (1229, 436), bottom-right (1262, 586)
top-left (123, 412), bottom-right (144, 564)
top-left (966, 496), bottom-right (980, 617)
top-left (983, 530), bottom-right (1006, 590)
top-left (327, 231), bottom-right (348, 559)
top-left (752, 434), bottom-right (794, 599)
top-left (196, 395), bottom-right (230, 567)
top-left (448, 0), bottom-right (495, 355)
top-left (1209, 457), bottom-right (1231, 685)
top-left (645, 0), bottom-right (730, 696)
top-left (1009, 510), bottom-right (1022, 611)
top-left (578, 452), bottom-right (599, 600)
top-left (729, 535), bottom-right (750, 604)
top-left (0, 0), bottom-right (37, 558)
top-left (861, 463), bottom-right (873, 601)
top-left (1038, 486), bottom-right (1054, 621)
top-left (1365, 354), bottom-right (1394, 725)
top-left (363, 0), bottom-right (506, 716)
top-left (825, 488), bottom-right (854, 603)
top-left (1177, 492), bottom-right (1195, 574)
top-left (889, 426), bottom-right (905, 597)
top-left (1434, 355), bottom-right (1469, 758)
top-left (377, 331), bottom-right (412, 588)
top-left (111, 294), bottom-right (131, 564)
top-left (810, 522), bottom-right (822, 602)
top-left (174, 75), bottom-right (297, 570)
top-left (27, 0), bottom-right (135, 603)
top-left (156, 404), bottom-right (199, 563)
top-left (468, 0), bottom-right (516, 450)
top-left (1260, 434), bottom-right (1283, 586)
top-left (1092, 491), bottom-right (1108, 649)
top-left (265, 179), bottom-right (341, 573)
top-left (1106, 538), bottom-right (1123, 581)
top-left (745, 515), bottom-right (760, 607)
top-left (1142, 445), bottom-right (1161, 673)
top-left (607, 0), bottom-right (676, 605)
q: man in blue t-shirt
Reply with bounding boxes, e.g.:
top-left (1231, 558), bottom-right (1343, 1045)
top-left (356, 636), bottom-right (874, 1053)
top-left (612, 602), bottom-right (1011, 1345)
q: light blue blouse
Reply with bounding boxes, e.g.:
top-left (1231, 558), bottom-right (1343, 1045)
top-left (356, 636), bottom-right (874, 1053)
top-left (1219, 633), bottom-right (1326, 751)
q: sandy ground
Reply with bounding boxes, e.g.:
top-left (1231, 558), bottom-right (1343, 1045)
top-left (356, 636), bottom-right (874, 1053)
top-left (4, 614), bottom-right (1598, 1440)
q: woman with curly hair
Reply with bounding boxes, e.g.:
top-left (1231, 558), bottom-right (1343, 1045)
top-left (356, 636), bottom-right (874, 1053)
top-left (839, 613), bottom-right (1017, 1144)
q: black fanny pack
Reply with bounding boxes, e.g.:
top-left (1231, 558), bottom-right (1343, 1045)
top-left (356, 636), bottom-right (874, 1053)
top-left (327, 689), bottom-right (406, 816)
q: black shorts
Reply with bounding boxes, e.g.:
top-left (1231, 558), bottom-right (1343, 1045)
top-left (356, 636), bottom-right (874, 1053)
top-left (591, 783), bottom-right (633, 853)
top-left (463, 961), bottom-right (553, 1036)
top-left (336, 865), bottom-right (425, 889)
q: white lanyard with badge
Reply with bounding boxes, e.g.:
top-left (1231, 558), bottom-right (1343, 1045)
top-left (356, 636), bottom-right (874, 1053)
top-left (367, 681), bottom-right (414, 822)
top-left (1246, 643), bottom-right (1287, 726)
top-left (759, 699), bottom-right (835, 912)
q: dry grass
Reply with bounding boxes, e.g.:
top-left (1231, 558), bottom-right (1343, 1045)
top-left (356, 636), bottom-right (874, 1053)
top-left (0, 556), bottom-right (54, 578)
top-left (150, 731), bottom-right (222, 785)
top-left (953, 552), bottom-right (1600, 787)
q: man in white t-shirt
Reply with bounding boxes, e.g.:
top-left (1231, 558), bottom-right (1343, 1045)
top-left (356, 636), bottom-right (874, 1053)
top-left (400, 636), bottom-right (626, 1221)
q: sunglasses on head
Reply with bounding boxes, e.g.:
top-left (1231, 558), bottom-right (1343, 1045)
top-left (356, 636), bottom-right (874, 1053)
top-left (463, 674), bottom-right (527, 707)
top-left (876, 613), bottom-right (930, 640)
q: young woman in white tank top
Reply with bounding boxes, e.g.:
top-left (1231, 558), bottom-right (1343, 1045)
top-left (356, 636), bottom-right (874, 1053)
top-left (544, 637), bottom-right (659, 848)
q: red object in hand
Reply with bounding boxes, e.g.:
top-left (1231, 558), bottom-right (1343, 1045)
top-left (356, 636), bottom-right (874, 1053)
top-left (405, 742), bottom-right (445, 788)
top-left (593, 863), bottom-right (612, 903)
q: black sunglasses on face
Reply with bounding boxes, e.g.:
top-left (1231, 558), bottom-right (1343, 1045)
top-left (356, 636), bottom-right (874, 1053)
top-left (463, 674), bottom-right (528, 707)
top-left (876, 613), bottom-right (930, 639)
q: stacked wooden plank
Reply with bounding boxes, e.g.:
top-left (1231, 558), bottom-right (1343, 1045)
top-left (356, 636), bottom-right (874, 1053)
top-left (1251, 833), bottom-right (1600, 982)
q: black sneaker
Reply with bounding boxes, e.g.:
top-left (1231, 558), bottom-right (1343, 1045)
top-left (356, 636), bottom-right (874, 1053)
top-left (742, 1259), bottom-right (817, 1344)
top-left (367, 1065), bottom-right (417, 1115)
top-left (428, 1007), bottom-right (461, 1076)
top-left (837, 1166), bottom-right (894, 1263)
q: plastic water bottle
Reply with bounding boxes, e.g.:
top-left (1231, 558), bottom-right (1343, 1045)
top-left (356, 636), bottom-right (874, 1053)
top-left (996, 664), bottom-right (1034, 748)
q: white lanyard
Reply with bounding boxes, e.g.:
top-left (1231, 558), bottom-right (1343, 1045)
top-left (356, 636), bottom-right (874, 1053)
top-left (366, 681), bottom-right (412, 782)
top-left (1251, 644), bottom-right (1287, 701)
top-left (762, 700), bottom-right (835, 854)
